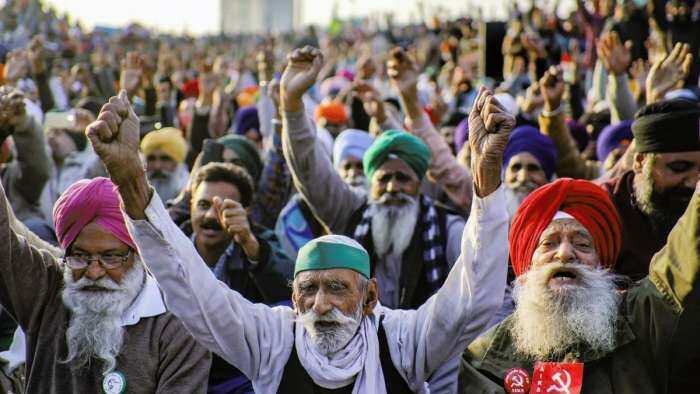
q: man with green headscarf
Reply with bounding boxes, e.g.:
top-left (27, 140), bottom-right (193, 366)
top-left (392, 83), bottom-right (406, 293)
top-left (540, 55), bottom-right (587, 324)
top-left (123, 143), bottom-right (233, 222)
top-left (280, 48), bottom-right (467, 311)
top-left (85, 70), bottom-right (513, 392)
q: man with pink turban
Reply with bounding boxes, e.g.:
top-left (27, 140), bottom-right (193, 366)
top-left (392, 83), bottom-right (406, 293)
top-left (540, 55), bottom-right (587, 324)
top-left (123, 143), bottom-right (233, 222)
top-left (0, 176), bottom-right (210, 393)
top-left (459, 177), bottom-right (700, 393)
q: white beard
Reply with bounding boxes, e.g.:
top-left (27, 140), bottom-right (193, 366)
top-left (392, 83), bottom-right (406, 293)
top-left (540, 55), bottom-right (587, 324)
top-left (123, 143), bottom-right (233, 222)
top-left (511, 262), bottom-right (620, 360)
top-left (296, 304), bottom-right (363, 356)
top-left (505, 181), bottom-right (540, 219)
top-left (61, 260), bottom-right (146, 374)
top-left (370, 193), bottom-right (419, 258)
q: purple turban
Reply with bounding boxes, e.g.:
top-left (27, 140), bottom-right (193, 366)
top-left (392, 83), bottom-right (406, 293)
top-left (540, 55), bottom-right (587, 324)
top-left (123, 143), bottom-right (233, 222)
top-left (53, 177), bottom-right (136, 251)
top-left (234, 106), bottom-right (260, 136)
top-left (566, 119), bottom-right (589, 152)
top-left (597, 120), bottom-right (633, 162)
top-left (503, 125), bottom-right (558, 180)
top-left (454, 118), bottom-right (469, 153)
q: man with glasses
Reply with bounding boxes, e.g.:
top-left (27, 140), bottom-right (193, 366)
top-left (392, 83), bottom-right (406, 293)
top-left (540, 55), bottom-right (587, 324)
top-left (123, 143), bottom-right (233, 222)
top-left (0, 174), bottom-right (210, 393)
top-left (140, 127), bottom-right (189, 202)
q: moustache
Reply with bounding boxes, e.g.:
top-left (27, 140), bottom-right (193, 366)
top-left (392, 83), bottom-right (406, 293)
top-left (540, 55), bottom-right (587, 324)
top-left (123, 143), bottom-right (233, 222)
top-left (199, 219), bottom-right (223, 232)
top-left (148, 169), bottom-right (171, 180)
top-left (375, 192), bottom-right (415, 206)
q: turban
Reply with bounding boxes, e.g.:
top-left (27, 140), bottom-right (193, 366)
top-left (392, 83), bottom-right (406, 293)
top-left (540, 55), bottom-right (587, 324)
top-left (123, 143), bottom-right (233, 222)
top-left (596, 120), bottom-right (632, 162)
top-left (233, 105), bottom-right (260, 136)
top-left (320, 76), bottom-right (351, 98)
top-left (53, 178), bottom-right (136, 251)
top-left (217, 134), bottom-right (263, 182)
top-left (315, 101), bottom-right (349, 125)
top-left (333, 129), bottom-right (375, 168)
top-left (140, 127), bottom-right (188, 163)
top-left (503, 125), bottom-right (558, 180)
top-left (454, 118), bottom-right (469, 153)
top-left (509, 178), bottom-right (621, 277)
top-left (566, 119), bottom-right (590, 152)
top-left (182, 80), bottom-right (199, 98)
top-left (363, 129), bottom-right (431, 181)
top-left (632, 99), bottom-right (700, 153)
top-left (295, 235), bottom-right (370, 279)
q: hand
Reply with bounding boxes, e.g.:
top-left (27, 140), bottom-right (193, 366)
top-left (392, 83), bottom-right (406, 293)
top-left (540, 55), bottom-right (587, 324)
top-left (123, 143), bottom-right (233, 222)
top-left (281, 46), bottom-right (324, 112)
top-left (120, 52), bottom-right (144, 97)
top-left (256, 49), bottom-right (275, 83)
top-left (387, 47), bottom-right (422, 119)
top-left (352, 80), bottom-right (386, 123)
top-left (519, 81), bottom-right (544, 115)
top-left (0, 87), bottom-right (26, 130)
top-left (356, 54), bottom-right (377, 80)
top-left (597, 31), bottom-right (632, 76)
top-left (85, 90), bottom-right (143, 184)
top-left (72, 108), bottom-right (96, 131)
top-left (646, 42), bottom-right (693, 104)
top-left (521, 32), bottom-right (547, 59)
top-left (3, 50), bottom-right (29, 82)
top-left (27, 35), bottom-right (47, 75)
top-left (213, 197), bottom-right (260, 261)
top-left (539, 66), bottom-right (565, 112)
top-left (630, 58), bottom-right (650, 96)
top-left (268, 79), bottom-right (282, 124)
top-left (469, 87), bottom-right (515, 197)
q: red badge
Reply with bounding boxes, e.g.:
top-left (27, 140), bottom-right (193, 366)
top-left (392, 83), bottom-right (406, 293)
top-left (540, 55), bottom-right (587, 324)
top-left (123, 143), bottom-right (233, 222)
top-left (529, 362), bottom-right (584, 394)
top-left (504, 368), bottom-right (531, 394)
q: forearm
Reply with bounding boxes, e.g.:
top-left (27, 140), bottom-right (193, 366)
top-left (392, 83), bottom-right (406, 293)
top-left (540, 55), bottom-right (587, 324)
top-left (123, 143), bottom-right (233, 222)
top-left (539, 112), bottom-right (601, 180)
top-left (32, 72), bottom-right (55, 113)
top-left (282, 110), bottom-right (364, 232)
top-left (607, 74), bottom-right (637, 123)
top-left (406, 112), bottom-right (473, 210)
top-left (12, 117), bottom-right (50, 203)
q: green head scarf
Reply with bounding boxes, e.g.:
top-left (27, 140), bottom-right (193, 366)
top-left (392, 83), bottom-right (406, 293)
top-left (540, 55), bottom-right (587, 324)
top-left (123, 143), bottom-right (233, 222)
top-left (362, 130), bottom-right (430, 182)
top-left (295, 235), bottom-right (370, 279)
top-left (217, 135), bottom-right (263, 182)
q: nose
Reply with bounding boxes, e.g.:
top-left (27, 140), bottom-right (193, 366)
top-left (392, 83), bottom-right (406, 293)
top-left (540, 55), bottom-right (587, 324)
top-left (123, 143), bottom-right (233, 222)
top-left (311, 289), bottom-right (332, 316)
top-left (83, 260), bottom-right (106, 281)
top-left (348, 167), bottom-right (362, 179)
top-left (386, 179), bottom-right (399, 193)
top-left (204, 205), bottom-right (219, 220)
top-left (553, 240), bottom-right (577, 264)
top-left (683, 170), bottom-right (700, 189)
top-left (516, 168), bottom-right (528, 184)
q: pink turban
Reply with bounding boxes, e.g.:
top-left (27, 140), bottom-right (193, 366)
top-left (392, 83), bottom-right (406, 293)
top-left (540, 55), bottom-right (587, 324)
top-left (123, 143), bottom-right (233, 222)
top-left (53, 177), bottom-right (136, 251)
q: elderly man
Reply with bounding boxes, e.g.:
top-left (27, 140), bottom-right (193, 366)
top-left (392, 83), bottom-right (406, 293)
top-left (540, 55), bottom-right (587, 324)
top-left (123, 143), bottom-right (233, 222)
top-left (0, 174), bottom-right (210, 393)
top-left (140, 127), bottom-right (189, 202)
top-left (459, 176), bottom-right (700, 393)
top-left (601, 99), bottom-right (700, 282)
top-left (333, 129), bottom-right (375, 195)
top-left (281, 47), bottom-right (469, 309)
top-left (502, 125), bottom-right (557, 217)
top-left (85, 75), bottom-right (512, 392)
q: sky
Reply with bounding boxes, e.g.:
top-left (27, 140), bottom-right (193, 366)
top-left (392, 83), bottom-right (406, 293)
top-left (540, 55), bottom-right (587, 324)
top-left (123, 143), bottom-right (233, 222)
top-left (42, 0), bottom-right (544, 36)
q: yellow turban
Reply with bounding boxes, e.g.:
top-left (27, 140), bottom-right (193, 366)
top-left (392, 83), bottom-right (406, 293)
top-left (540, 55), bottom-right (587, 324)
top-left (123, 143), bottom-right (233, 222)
top-left (140, 127), bottom-right (188, 163)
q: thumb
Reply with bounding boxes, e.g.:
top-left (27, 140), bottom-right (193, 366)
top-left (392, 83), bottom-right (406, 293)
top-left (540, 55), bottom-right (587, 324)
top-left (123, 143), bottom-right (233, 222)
top-left (212, 196), bottom-right (223, 217)
top-left (119, 89), bottom-right (139, 123)
top-left (624, 41), bottom-right (633, 51)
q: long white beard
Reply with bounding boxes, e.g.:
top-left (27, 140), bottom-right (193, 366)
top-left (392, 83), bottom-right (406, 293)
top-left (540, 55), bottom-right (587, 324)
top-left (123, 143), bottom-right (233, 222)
top-left (61, 261), bottom-right (146, 375)
top-left (505, 181), bottom-right (540, 219)
top-left (296, 304), bottom-right (363, 356)
top-left (511, 262), bottom-right (620, 360)
top-left (370, 193), bottom-right (419, 257)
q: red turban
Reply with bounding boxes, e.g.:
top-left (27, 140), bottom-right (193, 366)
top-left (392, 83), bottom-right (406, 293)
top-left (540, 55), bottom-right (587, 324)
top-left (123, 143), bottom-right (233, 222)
top-left (509, 178), bottom-right (621, 277)
top-left (315, 101), bottom-right (349, 125)
top-left (53, 177), bottom-right (136, 251)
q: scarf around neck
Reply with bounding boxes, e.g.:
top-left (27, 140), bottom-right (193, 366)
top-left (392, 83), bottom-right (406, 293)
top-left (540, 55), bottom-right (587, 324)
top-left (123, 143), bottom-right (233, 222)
top-left (294, 314), bottom-right (386, 394)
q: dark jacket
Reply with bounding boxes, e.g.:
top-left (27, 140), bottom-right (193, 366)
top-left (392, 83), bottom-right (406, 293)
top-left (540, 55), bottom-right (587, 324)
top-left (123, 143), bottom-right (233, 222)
top-left (458, 186), bottom-right (700, 393)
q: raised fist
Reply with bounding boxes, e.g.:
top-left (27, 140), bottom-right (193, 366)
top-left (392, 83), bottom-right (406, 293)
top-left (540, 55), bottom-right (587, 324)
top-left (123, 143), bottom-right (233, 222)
top-left (387, 47), bottom-right (419, 99)
top-left (0, 87), bottom-right (26, 130)
top-left (280, 46), bottom-right (324, 112)
top-left (352, 80), bottom-right (386, 123)
top-left (213, 197), bottom-right (260, 260)
top-left (539, 66), bottom-right (565, 112)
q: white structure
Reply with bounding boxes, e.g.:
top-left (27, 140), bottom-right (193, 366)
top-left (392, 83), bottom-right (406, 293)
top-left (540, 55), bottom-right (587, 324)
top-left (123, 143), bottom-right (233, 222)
top-left (220, 0), bottom-right (301, 34)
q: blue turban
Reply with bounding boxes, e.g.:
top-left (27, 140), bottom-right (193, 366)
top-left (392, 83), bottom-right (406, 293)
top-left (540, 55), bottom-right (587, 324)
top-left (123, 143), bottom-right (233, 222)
top-left (596, 120), bottom-right (633, 162)
top-left (503, 125), bottom-right (558, 180)
top-left (234, 105), bottom-right (260, 136)
top-left (333, 129), bottom-right (375, 168)
top-left (363, 130), bottom-right (431, 181)
top-left (454, 118), bottom-right (469, 153)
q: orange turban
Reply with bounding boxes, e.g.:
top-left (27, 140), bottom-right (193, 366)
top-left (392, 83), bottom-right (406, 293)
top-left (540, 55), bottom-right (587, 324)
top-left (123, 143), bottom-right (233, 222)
top-left (509, 178), bottom-right (622, 277)
top-left (315, 101), bottom-right (348, 125)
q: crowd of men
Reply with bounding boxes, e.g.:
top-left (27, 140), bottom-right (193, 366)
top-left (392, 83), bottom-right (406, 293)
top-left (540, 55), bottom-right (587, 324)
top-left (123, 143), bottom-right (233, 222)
top-left (0, 0), bottom-right (699, 392)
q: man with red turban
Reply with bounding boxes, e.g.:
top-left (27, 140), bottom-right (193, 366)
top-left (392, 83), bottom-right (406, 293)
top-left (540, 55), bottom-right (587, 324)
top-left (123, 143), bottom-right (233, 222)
top-left (0, 174), bottom-right (210, 393)
top-left (459, 177), bottom-right (700, 393)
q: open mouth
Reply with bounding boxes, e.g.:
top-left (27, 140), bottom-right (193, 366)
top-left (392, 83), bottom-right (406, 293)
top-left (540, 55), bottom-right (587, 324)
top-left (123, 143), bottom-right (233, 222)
top-left (548, 269), bottom-right (579, 288)
top-left (314, 321), bottom-right (339, 330)
top-left (80, 285), bottom-right (113, 292)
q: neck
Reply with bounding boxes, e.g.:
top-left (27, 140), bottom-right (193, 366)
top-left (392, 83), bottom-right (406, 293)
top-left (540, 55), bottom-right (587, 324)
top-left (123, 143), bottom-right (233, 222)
top-left (195, 236), bottom-right (229, 266)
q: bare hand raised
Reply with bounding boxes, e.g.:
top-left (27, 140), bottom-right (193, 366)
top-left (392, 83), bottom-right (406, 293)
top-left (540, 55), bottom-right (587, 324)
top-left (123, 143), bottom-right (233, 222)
top-left (281, 46), bottom-right (324, 113)
top-left (539, 66), bottom-right (565, 112)
top-left (597, 31), bottom-right (632, 76)
top-left (646, 42), bottom-right (693, 104)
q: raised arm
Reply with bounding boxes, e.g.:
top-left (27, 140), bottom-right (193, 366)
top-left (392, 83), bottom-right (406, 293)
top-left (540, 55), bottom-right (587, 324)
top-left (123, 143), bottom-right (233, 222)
top-left (382, 87), bottom-right (512, 388)
top-left (597, 31), bottom-right (637, 123)
top-left (386, 48), bottom-right (474, 211)
top-left (86, 91), bottom-right (294, 386)
top-left (280, 46), bottom-right (364, 233)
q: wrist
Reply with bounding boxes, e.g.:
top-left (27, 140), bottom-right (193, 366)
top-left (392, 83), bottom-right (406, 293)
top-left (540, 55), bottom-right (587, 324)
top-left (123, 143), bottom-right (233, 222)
top-left (542, 102), bottom-right (563, 117)
top-left (115, 170), bottom-right (151, 220)
top-left (281, 95), bottom-right (303, 113)
top-left (241, 236), bottom-right (260, 261)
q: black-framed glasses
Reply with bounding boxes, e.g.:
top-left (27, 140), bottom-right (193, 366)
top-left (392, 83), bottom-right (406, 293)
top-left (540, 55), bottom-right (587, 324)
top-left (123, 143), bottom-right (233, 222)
top-left (63, 250), bottom-right (132, 270)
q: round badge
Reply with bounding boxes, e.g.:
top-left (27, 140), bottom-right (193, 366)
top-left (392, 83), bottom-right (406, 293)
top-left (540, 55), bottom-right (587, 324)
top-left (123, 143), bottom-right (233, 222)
top-left (504, 367), bottom-right (531, 394)
top-left (102, 371), bottom-right (126, 394)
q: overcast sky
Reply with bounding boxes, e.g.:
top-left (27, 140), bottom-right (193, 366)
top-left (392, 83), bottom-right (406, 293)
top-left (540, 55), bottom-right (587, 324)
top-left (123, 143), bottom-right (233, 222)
top-left (41, 0), bottom-right (550, 35)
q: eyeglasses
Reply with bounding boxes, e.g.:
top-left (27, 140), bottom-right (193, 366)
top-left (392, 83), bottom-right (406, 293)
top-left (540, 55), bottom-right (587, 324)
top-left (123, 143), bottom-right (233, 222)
top-left (63, 250), bottom-right (132, 270)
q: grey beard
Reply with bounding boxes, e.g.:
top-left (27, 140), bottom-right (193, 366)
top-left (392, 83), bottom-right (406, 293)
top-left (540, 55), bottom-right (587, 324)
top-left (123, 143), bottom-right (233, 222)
top-left (511, 262), bottom-right (620, 360)
top-left (369, 194), bottom-right (419, 257)
top-left (61, 261), bottom-right (146, 375)
top-left (505, 181), bottom-right (540, 219)
top-left (148, 172), bottom-right (181, 202)
top-left (296, 303), bottom-right (363, 356)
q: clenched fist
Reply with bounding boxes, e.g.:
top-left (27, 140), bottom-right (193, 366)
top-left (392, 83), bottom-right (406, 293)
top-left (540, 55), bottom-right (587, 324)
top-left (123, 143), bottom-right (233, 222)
top-left (281, 46), bottom-right (324, 113)
top-left (469, 86), bottom-right (516, 197)
top-left (213, 197), bottom-right (260, 261)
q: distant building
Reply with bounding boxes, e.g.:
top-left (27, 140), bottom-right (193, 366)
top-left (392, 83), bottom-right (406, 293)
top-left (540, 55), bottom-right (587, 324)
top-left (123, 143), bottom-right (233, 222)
top-left (220, 0), bottom-right (301, 34)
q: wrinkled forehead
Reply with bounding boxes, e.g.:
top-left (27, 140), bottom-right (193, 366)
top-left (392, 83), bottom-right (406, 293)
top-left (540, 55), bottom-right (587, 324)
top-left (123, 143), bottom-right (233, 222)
top-left (374, 157), bottom-right (417, 178)
top-left (294, 268), bottom-right (362, 287)
top-left (539, 217), bottom-right (592, 241)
